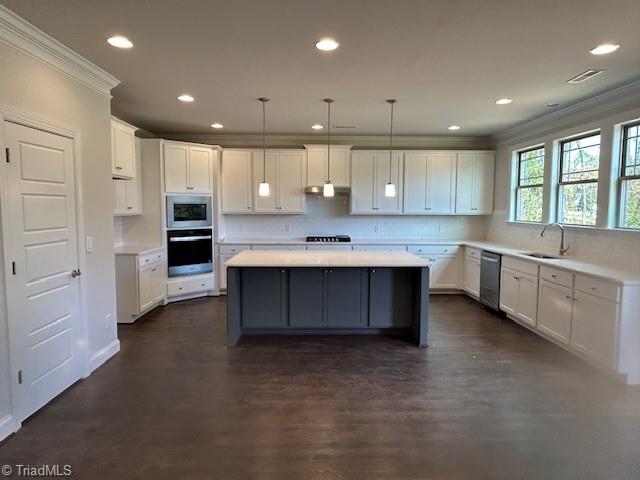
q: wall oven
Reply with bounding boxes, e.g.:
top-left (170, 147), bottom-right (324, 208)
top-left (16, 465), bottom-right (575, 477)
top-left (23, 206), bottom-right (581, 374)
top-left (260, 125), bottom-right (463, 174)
top-left (167, 195), bottom-right (212, 228)
top-left (167, 229), bottom-right (213, 277)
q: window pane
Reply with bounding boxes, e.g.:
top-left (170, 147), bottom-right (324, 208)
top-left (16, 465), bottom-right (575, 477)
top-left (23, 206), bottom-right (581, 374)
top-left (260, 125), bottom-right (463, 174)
top-left (621, 179), bottom-right (640, 229)
top-left (519, 148), bottom-right (544, 186)
top-left (516, 186), bottom-right (543, 222)
top-left (559, 183), bottom-right (598, 226)
top-left (561, 142), bottom-right (600, 182)
top-left (624, 130), bottom-right (640, 177)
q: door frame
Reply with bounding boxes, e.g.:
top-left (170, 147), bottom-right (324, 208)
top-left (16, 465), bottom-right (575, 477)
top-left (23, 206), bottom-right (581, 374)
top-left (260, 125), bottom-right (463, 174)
top-left (0, 104), bottom-right (90, 425)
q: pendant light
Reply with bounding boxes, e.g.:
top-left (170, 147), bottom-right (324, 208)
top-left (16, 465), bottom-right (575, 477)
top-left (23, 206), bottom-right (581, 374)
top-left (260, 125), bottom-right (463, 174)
top-left (385, 99), bottom-right (397, 197)
top-left (258, 97), bottom-right (270, 197)
top-left (323, 98), bottom-right (335, 197)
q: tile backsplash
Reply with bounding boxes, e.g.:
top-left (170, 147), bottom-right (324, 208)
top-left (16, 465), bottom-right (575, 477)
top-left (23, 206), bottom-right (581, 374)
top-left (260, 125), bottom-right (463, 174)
top-left (221, 195), bottom-right (487, 240)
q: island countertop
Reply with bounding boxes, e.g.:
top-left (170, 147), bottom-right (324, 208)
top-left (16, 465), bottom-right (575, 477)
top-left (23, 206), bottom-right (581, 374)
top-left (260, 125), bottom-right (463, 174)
top-left (225, 250), bottom-right (430, 268)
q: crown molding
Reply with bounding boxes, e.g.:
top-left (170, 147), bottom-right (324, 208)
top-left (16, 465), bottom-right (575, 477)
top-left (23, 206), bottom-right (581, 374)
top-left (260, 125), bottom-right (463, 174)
top-left (493, 78), bottom-right (640, 145)
top-left (158, 133), bottom-right (494, 150)
top-left (0, 4), bottom-right (119, 97)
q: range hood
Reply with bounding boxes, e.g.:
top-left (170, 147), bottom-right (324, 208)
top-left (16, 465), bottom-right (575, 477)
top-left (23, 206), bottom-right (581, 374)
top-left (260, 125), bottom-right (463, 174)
top-left (305, 185), bottom-right (350, 195)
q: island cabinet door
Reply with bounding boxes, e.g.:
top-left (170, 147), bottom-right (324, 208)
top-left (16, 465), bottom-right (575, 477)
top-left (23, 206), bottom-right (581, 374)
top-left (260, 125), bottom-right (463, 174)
top-left (326, 268), bottom-right (368, 327)
top-left (369, 268), bottom-right (414, 328)
top-left (289, 268), bottom-right (325, 327)
top-left (241, 268), bottom-right (288, 328)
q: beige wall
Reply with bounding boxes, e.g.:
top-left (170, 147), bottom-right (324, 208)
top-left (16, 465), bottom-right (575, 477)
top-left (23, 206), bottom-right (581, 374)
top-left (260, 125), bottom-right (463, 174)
top-left (0, 41), bottom-right (118, 423)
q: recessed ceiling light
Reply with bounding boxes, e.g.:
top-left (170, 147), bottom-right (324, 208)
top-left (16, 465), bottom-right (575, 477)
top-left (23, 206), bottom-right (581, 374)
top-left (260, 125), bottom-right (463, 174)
top-left (311, 124), bottom-right (324, 130)
top-left (107, 35), bottom-right (133, 49)
top-left (211, 123), bottom-right (224, 129)
top-left (448, 125), bottom-right (461, 131)
top-left (590, 43), bottom-right (620, 55)
top-left (315, 38), bottom-right (339, 51)
top-left (495, 98), bottom-right (513, 105)
top-left (177, 94), bottom-right (194, 103)
top-left (546, 102), bottom-right (560, 107)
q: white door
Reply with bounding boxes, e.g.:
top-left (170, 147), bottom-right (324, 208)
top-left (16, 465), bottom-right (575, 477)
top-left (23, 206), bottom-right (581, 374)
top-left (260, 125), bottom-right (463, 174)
top-left (427, 152), bottom-right (457, 214)
top-left (429, 254), bottom-right (459, 289)
top-left (111, 121), bottom-right (135, 178)
top-left (113, 179), bottom-right (127, 215)
top-left (253, 151), bottom-right (278, 212)
top-left (278, 151), bottom-right (305, 213)
top-left (375, 152), bottom-right (403, 213)
top-left (306, 149), bottom-right (327, 187)
top-left (474, 152), bottom-right (495, 214)
top-left (188, 147), bottom-right (212, 193)
top-left (150, 264), bottom-right (165, 304)
top-left (4, 122), bottom-right (83, 420)
top-left (517, 272), bottom-right (538, 327)
top-left (403, 153), bottom-right (428, 214)
top-left (329, 148), bottom-right (350, 187)
top-left (455, 153), bottom-right (475, 214)
top-left (571, 292), bottom-right (617, 368)
top-left (463, 256), bottom-right (481, 297)
top-left (537, 281), bottom-right (573, 344)
top-left (350, 152), bottom-right (375, 213)
top-left (221, 150), bottom-right (253, 213)
top-left (499, 267), bottom-right (519, 316)
top-left (164, 144), bottom-right (189, 193)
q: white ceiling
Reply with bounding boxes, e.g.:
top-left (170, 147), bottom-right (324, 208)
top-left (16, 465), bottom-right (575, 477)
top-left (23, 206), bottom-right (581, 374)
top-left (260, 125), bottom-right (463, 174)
top-left (3, 0), bottom-right (640, 136)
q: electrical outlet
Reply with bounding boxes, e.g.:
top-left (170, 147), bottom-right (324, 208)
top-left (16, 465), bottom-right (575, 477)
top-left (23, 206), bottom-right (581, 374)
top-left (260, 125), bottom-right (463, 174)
top-left (105, 313), bottom-right (113, 330)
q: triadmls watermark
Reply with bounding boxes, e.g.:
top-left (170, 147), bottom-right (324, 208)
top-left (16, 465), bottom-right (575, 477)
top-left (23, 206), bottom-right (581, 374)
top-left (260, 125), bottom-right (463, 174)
top-left (2, 464), bottom-right (72, 477)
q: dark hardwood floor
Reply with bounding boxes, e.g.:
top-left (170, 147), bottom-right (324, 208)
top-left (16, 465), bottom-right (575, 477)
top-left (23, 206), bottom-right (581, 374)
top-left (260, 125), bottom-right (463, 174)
top-left (1, 295), bottom-right (639, 479)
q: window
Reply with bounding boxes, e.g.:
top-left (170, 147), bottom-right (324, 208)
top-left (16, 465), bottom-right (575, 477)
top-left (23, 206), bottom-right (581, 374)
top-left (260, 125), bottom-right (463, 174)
top-left (558, 133), bottom-right (601, 226)
top-left (620, 122), bottom-right (640, 229)
top-left (515, 146), bottom-right (545, 222)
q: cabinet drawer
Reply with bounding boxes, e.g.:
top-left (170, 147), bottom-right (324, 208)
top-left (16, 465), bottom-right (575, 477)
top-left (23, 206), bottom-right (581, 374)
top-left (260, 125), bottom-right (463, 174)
top-left (306, 245), bottom-right (353, 251)
top-left (220, 244), bottom-right (250, 255)
top-left (539, 266), bottom-right (573, 287)
top-left (575, 274), bottom-right (620, 302)
top-left (353, 245), bottom-right (407, 251)
top-left (502, 256), bottom-right (538, 276)
top-left (408, 245), bottom-right (459, 255)
top-left (465, 247), bottom-right (481, 259)
top-left (167, 275), bottom-right (214, 296)
top-left (138, 250), bottom-right (164, 268)
top-left (251, 245), bottom-right (307, 250)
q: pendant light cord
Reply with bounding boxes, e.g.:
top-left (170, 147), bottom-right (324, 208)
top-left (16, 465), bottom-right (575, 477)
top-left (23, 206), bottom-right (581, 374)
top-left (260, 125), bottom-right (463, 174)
top-left (324, 98), bottom-right (334, 183)
top-left (259, 97), bottom-right (269, 183)
top-left (387, 99), bottom-right (396, 182)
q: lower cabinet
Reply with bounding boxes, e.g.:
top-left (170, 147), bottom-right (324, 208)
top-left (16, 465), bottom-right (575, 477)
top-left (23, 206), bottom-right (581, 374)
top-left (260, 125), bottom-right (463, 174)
top-left (499, 267), bottom-right (538, 327)
top-left (369, 268), bottom-right (414, 327)
top-left (139, 263), bottom-right (165, 312)
top-left (427, 255), bottom-right (459, 289)
top-left (537, 280), bottom-right (573, 344)
top-left (570, 291), bottom-right (618, 368)
top-left (241, 268), bottom-right (287, 328)
top-left (463, 255), bottom-right (481, 297)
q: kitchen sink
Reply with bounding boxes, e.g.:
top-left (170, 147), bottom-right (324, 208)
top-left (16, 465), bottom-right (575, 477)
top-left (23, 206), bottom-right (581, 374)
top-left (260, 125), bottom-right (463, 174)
top-left (521, 252), bottom-right (560, 259)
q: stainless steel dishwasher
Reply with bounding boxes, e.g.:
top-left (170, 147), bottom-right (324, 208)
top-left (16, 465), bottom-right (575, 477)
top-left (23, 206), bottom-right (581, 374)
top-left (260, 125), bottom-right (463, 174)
top-left (479, 250), bottom-right (502, 311)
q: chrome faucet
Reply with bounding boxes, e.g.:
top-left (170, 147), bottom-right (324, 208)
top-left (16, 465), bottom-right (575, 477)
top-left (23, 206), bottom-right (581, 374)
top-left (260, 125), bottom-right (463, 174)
top-left (540, 223), bottom-right (569, 256)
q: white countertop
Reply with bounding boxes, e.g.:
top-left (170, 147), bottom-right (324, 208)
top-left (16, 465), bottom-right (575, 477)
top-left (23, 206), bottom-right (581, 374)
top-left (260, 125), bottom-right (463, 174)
top-left (220, 237), bottom-right (465, 246)
top-left (114, 244), bottom-right (163, 256)
top-left (225, 250), bottom-right (430, 268)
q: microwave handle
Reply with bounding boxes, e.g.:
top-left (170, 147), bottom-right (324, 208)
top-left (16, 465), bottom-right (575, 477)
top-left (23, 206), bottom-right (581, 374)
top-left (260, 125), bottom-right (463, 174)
top-left (169, 235), bottom-right (213, 242)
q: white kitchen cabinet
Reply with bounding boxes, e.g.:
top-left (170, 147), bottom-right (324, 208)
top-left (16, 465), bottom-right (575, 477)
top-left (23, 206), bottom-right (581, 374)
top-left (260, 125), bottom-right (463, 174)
top-left (537, 280), bottom-right (573, 344)
top-left (221, 150), bottom-right (253, 213)
top-left (115, 248), bottom-right (165, 323)
top-left (403, 152), bottom-right (457, 214)
top-left (304, 145), bottom-right (352, 187)
top-left (138, 263), bottom-right (165, 312)
top-left (571, 290), bottom-right (618, 368)
top-left (163, 142), bottom-right (213, 194)
top-left (429, 254), bottom-right (460, 289)
top-left (219, 245), bottom-right (251, 290)
top-left (463, 255), bottom-right (481, 297)
top-left (253, 150), bottom-right (305, 214)
top-left (113, 138), bottom-right (142, 216)
top-left (500, 266), bottom-right (539, 327)
top-left (350, 151), bottom-right (403, 214)
top-left (111, 117), bottom-right (137, 179)
top-left (455, 151), bottom-right (494, 214)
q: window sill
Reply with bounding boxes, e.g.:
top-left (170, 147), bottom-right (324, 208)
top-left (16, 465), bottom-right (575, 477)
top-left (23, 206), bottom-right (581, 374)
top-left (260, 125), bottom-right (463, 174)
top-left (504, 221), bottom-right (640, 234)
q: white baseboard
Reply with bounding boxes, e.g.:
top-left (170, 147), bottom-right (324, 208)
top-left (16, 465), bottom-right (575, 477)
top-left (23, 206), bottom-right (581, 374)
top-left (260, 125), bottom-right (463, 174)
top-left (87, 339), bottom-right (120, 375)
top-left (0, 414), bottom-right (20, 442)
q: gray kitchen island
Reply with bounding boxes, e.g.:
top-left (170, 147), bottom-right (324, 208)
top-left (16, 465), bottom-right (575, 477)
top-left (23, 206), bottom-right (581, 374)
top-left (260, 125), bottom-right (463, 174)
top-left (226, 250), bottom-right (430, 346)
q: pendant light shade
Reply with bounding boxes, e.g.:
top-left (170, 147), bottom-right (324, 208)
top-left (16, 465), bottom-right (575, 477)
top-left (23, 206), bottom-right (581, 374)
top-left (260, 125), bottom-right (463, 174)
top-left (323, 98), bottom-right (335, 197)
top-left (258, 97), bottom-right (270, 197)
top-left (385, 99), bottom-right (397, 198)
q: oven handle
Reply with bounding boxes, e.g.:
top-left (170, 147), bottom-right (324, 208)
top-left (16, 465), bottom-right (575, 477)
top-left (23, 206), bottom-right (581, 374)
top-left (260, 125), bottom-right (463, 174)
top-left (169, 235), bottom-right (213, 242)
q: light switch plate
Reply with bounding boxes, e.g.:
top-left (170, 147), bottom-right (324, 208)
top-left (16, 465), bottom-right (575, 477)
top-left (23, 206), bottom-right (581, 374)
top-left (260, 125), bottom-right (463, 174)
top-left (85, 236), bottom-right (94, 253)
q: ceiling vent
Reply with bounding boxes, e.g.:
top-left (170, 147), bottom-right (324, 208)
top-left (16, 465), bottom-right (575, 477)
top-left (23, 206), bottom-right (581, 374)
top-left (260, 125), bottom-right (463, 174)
top-left (567, 69), bottom-right (605, 84)
top-left (333, 124), bottom-right (357, 129)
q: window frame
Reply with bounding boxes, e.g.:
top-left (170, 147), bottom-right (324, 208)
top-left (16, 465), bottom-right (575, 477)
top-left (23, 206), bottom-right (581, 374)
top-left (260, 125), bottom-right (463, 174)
top-left (514, 145), bottom-right (545, 223)
top-left (557, 131), bottom-right (601, 226)
top-left (618, 121), bottom-right (640, 229)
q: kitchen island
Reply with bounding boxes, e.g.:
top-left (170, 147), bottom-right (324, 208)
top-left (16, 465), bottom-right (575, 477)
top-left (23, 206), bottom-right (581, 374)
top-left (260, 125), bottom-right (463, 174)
top-left (226, 250), bottom-right (430, 346)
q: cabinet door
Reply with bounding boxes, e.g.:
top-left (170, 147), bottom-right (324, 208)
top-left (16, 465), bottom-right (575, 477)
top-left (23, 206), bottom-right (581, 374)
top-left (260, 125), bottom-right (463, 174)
top-left (369, 268), bottom-right (413, 327)
top-left (350, 152), bottom-right (375, 213)
top-left (326, 268), bottom-right (366, 327)
top-left (329, 148), bottom-right (350, 187)
top-left (517, 272), bottom-right (538, 327)
top-left (306, 149), bottom-right (327, 187)
top-left (112, 122), bottom-right (135, 178)
top-left (427, 152), bottom-right (457, 214)
top-left (221, 150), bottom-right (253, 213)
top-left (124, 177), bottom-right (141, 214)
top-left (375, 153), bottom-right (403, 213)
top-left (499, 267), bottom-right (519, 316)
top-left (188, 147), bottom-right (212, 193)
top-left (278, 151), bottom-right (305, 213)
top-left (241, 268), bottom-right (286, 328)
top-left (289, 268), bottom-right (325, 327)
top-left (571, 291), bottom-right (618, 368)
top-left (463, 256), bottom-right (481, 297)
top-left (138, 265), bottom-right (154, 312)
top-left (537, 281), bottom-right (573, 344)
top-left (150, 264), bottom-right (165, 303)
top-left (164, 144), bottom-right (189, 193)
top-left (252, 151), bottom-right (278, 212)
top-left (474, 152), bottom-right (495, 214)
top-left (113, 179), bottom-right (127, 215)
top-left (455, 153), bottom-right (475, 214)
top-left (429, 254), bottom-right (459, 289)
top-left (403, 153), bottom-right (428, 213)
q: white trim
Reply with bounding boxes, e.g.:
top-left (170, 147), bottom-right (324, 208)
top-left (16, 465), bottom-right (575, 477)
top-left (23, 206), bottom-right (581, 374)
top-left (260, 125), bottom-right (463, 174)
top-left (0, 4), bottom-right (119, 97)
top-left (87, 339), bottom-right (120, 375)
top-left (0, 414), bottom-right (20, 441)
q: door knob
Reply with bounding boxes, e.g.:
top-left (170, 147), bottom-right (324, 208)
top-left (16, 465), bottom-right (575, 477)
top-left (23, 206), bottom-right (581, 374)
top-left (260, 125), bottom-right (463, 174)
top-left (71, 269), bottom-right (82, 278)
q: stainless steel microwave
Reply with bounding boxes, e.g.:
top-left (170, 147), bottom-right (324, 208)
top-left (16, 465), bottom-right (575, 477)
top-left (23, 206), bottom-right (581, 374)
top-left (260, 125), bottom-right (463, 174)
top-left (166, 195), bottom-right (212, 228)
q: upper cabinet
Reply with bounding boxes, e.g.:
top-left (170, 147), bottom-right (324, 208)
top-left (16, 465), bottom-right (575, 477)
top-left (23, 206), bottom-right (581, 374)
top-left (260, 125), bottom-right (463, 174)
top-left (111, 117), bottom-right (137, 179)
top-left (455, 151), bottom-right (494, 215)
top-left (113, 132), bottom-right (142, 216)
top-left (221, 150), bottom-right (253, 213)
top-left (351, 151), bottom-right (403, 214)
top-left (403, 152), bottom-right (457, 214)
top-left (163, 142), bottom-right (213, 194)
top-left (304, 145), bottom-right (351, 187)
